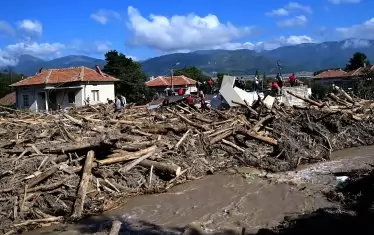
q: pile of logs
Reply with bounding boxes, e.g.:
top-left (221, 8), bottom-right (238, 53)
top-left (1, 87), bottom-right (374, 234)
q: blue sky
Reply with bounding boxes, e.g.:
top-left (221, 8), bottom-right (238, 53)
top-left (0, 0), bottom-right (373, 65)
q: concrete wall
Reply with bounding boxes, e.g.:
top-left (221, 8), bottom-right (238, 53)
top-left (83, 83), bottom-right (115, 105)
top-left (15, 86), bottom-right (45, 112)
top-left (279, 86), bottom-right (312, 106)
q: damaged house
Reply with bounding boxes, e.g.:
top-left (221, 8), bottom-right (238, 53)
top-left (10, 66), bottom-right (118, 112)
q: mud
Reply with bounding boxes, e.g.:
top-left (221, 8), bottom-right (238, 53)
top-left (23, 146), bottom-right (374, 235)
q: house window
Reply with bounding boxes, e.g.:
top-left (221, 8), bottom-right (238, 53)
top-left (23, 95), bottom-right (29, 107)
top-left (68, 91), bottom-right (75, 103)
top-left (91, 90), bottom-right (99, 101)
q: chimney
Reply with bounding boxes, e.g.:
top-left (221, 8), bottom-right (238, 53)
top-left (95, 65), bottom-right (104, 76)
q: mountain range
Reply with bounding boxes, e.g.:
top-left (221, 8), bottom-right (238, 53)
top-left (2, 39), bottom-right (374, 76)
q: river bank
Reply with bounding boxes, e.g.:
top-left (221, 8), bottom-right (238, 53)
top-left (23, 146), bottom-right (374, 235)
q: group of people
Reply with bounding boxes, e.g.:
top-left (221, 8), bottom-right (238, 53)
top-left (114, 95), bottom-right (127, 112)
top-left (184, 90), bottom-right (207, 110)
top-left (271, 72), bottom-right (297, 95)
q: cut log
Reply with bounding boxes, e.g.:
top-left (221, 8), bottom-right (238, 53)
top-left (27, 176), bottom-right (74, 193)
top-left (11, 216), bottom-right (63, 227)
top-left (174, 129), bottom-right (191, 149)
top-left (98, 145), bottom-right (157, 166)
top-left (166, 108), bottom-right (210, 131)
top-left (117, 151), bottom-right (154, 174)
top-left (252, 114), bottom-right (274, 132)
top-left (221, 139), bottom-right (245, 152)
top-left (238, 130), bottom-right (278, 146)
top-left (110, 119), bottom-right (143, 125)
top-left (71, 150), bottom-right (95, 219)
top-left (139, 160), bottom-right (181, 177)
top-left (27, 166), bottom-right (59, 188)
top-left (109, 220), bottom-right (122, 235)
top-left (231, 100), bottom-right (259, 115)
top-left (210, 130), bottom-right (233, 145)
top-left (286, 91), bottom-right (324, 107)
top-left (333, 85), bottom-right (354, 103)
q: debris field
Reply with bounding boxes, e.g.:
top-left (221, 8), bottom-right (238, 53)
top-left (1, 88), bottom-right (374, 234)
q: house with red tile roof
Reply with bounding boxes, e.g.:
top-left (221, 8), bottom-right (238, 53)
top-left (145, 75), bottom-right (197, 96)
top-left (10, 66), bottom-right (118, 112)
top-left (313, 66), bottom-right (374, 90)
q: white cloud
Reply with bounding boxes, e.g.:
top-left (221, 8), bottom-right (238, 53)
top-left (127, 6), bottom-right (254, 52)
top-left (0, 42), bottom-right (65, 67)
top-left (341, 39), bottom-right (371, 49)
top-left (90, 9), bottom-right (121, 24)
top-left (214, 35), bottom-right (315, 51)
top-left (286, 2), bottom-right (313, 13)
top-left (277, 15), bottom-right (307, 27)
top-left (17, 19), bottom-right (42, 38)
top-left (95, 41), bottom-right (112, 53)
top-left (329, 0), bottom-right (362, 4)
top-left (265, 9), bottom-right (290, 17)
top-left (336, 18), bottom-right (374, 38)
top-left (265, 2), bottom-right (312, 16)
top-left (0, 21), bottom-right (15, 37)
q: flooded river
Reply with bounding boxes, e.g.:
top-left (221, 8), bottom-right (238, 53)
top-left (24, 146), bottom-right (374, 235)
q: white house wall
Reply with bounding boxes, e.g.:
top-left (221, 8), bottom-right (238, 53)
top-left (16, 86), bottom-right (45, 112)
top-left (83, 83), bottom-right (115, 105)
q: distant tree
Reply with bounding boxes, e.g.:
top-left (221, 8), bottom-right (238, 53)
top-left (0, 71), bottom-right (23, 98)
top-left (345, 52), bottom-right (370, 71)
top-left (102, 50), bottom-right (153, 104)
top-left (216, 72), bottom-right (227, 89)
top-left (174, 66), bottom-right (210, 83)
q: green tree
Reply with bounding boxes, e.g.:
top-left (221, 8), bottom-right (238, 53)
top-left (174, 66), bottom-right (210, 83)
top-left (0, 71), bottom-right (23, 98)
top-left (216, 72), bottom-right (227, 89)
top-left (102, 50), bottom-right (153, 104)
top-left (345, 52), bottom-right (370, 71)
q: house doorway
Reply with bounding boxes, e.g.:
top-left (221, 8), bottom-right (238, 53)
top-left (47, 90), bottom-right (57, 110)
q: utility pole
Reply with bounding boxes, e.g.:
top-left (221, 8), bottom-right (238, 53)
top-left (170, 68), bottom-right (174, 92)
top-left (276, 60), bottom-right (282, 76)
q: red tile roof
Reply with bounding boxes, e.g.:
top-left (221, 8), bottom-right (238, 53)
top-left (315, 66), bottom-right (374, 80)
top-left (0, 92), bottom-right (16, 106)
top-left (10, 66), bottom-right (118, 87)
top-left (314, 69), bottom-right (348, 79)
top-left (145, 75), bottom-right (196, 87)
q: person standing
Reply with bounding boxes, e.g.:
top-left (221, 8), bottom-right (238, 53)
top-left (289, 73), bottom-right (296, 87)
top-left (272, 81), bottom-right (280, 96)
top-left (186, 94), bottom-right (195, 109)
top-left (276, 73), bottom-right (283, 88)
top-left (199, 90), bottom-right (207, 111)
top-left (208, 78), bottom-right (214, 94)
top-left (253, 76), bottom-right (259, 91)
top-left (120, 95), bottom-right (127, 108)
top-left (178, 87), bottom-right (184, 96)
top-left (115, 96), bottom-right (122, 113)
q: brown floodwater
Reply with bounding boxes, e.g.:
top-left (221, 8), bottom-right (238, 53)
top-left (23, 146), bottom-right (374, 235)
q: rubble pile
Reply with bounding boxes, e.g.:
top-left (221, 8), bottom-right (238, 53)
top-left (0, 88), bottom-right (374, 234)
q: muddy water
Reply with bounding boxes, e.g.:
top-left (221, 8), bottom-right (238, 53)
top-left (24, 146), bottom-right (374, 235)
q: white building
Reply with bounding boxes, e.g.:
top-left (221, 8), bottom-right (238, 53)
top-left (10, 66), bottom-right (118, 112)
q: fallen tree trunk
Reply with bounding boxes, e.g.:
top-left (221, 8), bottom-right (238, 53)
top-left (238, 130), bottom-right (278, 146)
top-left (97, 146), bottom-right (157, 166)
top-left (287, 91), bottom-right (324, 108)
top-left (71, 150), bottom-right (95, 219)
top-left (139, 160), bottom-right (181, 177)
